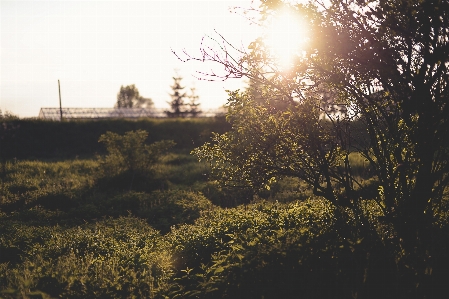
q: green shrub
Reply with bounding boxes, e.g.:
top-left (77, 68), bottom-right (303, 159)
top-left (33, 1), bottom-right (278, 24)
top-left (142, 190), bottom-right (214, 234)
top-left (181, 227), bottom-right (344, 299)
top-left (96, 130), bottom-right (175, 192)
top-left (163, 199), bottom-right (398, 299)
top-left (98, 130), bottom-right (175, 176)
top-left (165, 197), bottom-right (449, 299)
top-left (166, 199), bottom-right (336, 272)
top-left (0, 222), bottom-right (63, 266)
top-left (158, 153), bottom-right (210, 187)
top-left (1, 217), bottom-right (173, 298)
top-left (197, 180), bottom-right (255, 207)
top-left (0, 159), bottom-right (97, 214)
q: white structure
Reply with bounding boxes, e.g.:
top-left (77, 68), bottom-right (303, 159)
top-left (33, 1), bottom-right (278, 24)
top-left (38, 107), bottom-right (226, 120)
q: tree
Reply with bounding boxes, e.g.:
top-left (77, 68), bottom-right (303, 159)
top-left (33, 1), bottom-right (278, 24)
top-left (185, 0), bottom-right (449, 294)
top-left (187, 87), bottom-right (202, 117)
top-left (166, 73), bottom-right (188, 117)
top-left (115, 84), bottom-right (153, 108)
top-left (191, 0), bottom-right (449, 225)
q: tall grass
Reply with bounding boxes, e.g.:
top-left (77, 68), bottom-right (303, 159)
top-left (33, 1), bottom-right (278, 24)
top-left (1, 132), bottom-right (448, 298)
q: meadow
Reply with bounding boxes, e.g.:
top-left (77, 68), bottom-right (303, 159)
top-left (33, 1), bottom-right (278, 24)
top-left (0, 118), bottom-right (448, 298)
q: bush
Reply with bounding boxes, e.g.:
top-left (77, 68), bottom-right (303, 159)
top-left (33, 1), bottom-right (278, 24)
top-left (97, 130), bottom-right (175, 191)
top-left (98, 130), bottom-right (175, 176)
top-left (162, 199), bottom-right (355, 298)
top-left (142, 190), bottom-right (214, 234)
top-left (166, 199), bottom-right (336, 271)
top-left (197, 180), bottom-right (255, 207)
top-left (163, 199), bottom-right (400, 299)
top-left (4, 118), bottom-right (231, 160)
top-left (0, 217), bottom-right (173, 298)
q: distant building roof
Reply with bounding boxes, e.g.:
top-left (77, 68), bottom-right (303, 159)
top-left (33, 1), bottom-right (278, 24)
top-left (38, 107), bottom-right (164, 120)
top-left (38, 107), bottom-right (226, 120)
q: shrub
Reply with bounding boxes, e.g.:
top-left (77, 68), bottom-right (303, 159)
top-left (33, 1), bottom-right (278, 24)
top-left (97, 130), bottom-right (175, 191)
top-left (89, 190), bottom-right (213, 234)
top-left (197, 180), bottom-right (255, 207)
top-left (98, 130), bottom-right (175, 176)
top-left (163, 199), bottom-right (398, 299)
top-left (142, 190), bottom-right (214, 234)
top-left (166, 199), bottom-right (336, 272)
top-left (3, 118), bottom-right (231, 160)
top-left (1, 217), bottom-right (173, 298)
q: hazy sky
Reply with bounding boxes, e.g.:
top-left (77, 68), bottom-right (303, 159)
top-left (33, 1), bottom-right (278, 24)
top-left (0, 0), bottom-right (262, 118)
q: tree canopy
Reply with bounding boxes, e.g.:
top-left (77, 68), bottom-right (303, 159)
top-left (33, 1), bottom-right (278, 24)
top-left (115, 84), bottom-right (153, 109)
top-left (188, 0), bottom-right (449, 255)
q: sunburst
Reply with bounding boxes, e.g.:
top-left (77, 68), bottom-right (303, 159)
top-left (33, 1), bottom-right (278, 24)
top-left (263, 7), bottom-right (309, 70)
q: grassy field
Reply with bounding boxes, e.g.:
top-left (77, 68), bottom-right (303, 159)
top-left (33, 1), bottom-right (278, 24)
top-left (0, 120), bottom-right (448, 298)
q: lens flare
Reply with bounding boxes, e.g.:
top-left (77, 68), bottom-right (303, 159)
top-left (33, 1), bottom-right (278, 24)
top-left (264, 8), bottom-right (309, 70)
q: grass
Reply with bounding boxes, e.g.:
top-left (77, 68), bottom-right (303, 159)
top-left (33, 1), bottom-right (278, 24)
top-left (1, 149), bottom-right (448, 298)
top-left (0, 151), bottom-right (399, 227)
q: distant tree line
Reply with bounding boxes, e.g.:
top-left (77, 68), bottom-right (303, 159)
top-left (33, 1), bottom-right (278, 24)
top-left (115, 72), bottom-right (202, 118)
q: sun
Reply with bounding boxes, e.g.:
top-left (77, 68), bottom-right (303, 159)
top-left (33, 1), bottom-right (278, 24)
top-left (263, 8), bottom-right (309, 70)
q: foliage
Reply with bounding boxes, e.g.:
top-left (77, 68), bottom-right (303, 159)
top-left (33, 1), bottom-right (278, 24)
top-left (115, 84), bottom-right (153, 108)
top-left (166, 199), bottom-right (337, 271)
top-left (142, 190), bottom-right (213, 233)
top-left (0, 217), bottom-right (173, 298)
top-left (0, 154), bottom-right (448, 298)
top-left (0, 110), bottom-right (19, 121)
top-left (98, 130), bottom-right (175, 177)
top-left (190, 0), bottom-right (448, 255)
top-left (0, 155), bottom-right (214, 225)
top-left (0, 118), bottom-right (230, 160)
top-left (179, 0), bottom-right (449, 296)
top-left (307, 0), bottom-right (449, 229)
top-left (194, 92), bottom-right (343, 195)
top-left (0, 110), bottom-right (20, 181)
top-left (163, 199), bottom-right (427, 299)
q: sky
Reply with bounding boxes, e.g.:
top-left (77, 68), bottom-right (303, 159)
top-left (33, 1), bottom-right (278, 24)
top-left (0, 0), bottom-right (262, 118)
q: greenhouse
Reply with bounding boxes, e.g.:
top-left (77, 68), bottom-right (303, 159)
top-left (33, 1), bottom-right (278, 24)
top-left (38, 107), bottom-right (166, 120)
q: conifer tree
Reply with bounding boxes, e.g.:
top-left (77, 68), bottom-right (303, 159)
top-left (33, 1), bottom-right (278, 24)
top-left (166, 73), bottom-right (187, 117)
top-left (187, 87), bottom-right (202, 117)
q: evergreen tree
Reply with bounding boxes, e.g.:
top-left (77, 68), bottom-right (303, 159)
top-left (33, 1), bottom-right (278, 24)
top-left (166, 73), bottom-right (187, 117)
top-left (187, 87), bottom-right (202, 117)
